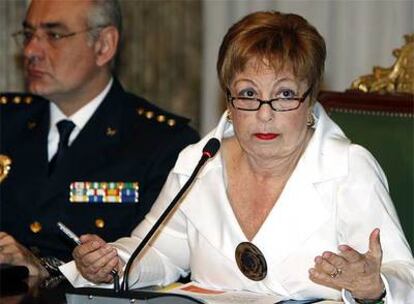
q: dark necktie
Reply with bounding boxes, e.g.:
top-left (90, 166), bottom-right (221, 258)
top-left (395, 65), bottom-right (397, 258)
top-left (48, 120), bottom-right (75, 175)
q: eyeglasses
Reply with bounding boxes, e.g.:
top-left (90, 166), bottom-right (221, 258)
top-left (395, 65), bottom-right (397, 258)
top-left (12, 26), bottom-right (106, 48)
top-left (227, 86), bottom-right (313, 112)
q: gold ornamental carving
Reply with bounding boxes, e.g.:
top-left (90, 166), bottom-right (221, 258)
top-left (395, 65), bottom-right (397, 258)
top-left (351, 34), bottom-right (414, 94)
top-left (0, 155), bottom-right (12, 183)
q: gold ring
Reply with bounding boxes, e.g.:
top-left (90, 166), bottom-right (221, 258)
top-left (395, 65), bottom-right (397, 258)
top-left (329, 268), bottom-right (339, 278)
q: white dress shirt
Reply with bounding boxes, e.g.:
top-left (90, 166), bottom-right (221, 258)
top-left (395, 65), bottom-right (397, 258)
top-left (61, 102), bottom-right (414, 303)
top-left (48, 78), bottom-right (113, 161)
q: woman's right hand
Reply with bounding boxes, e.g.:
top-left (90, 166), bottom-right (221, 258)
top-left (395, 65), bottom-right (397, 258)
top-left (72, 234), bottom-right (124, 284)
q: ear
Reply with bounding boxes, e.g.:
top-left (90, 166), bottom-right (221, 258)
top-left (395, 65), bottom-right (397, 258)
top-left (94, 26), bottom-right (119, 67)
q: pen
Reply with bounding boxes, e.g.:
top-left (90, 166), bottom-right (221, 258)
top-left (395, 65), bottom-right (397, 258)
top-left (57, 221), bottom-right (120, 292)
top-left (57, 221), bottom-right (81, 245)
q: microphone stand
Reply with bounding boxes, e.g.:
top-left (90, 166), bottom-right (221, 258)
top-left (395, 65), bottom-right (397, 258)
top-left (66, 138), bottom-right (220, 304)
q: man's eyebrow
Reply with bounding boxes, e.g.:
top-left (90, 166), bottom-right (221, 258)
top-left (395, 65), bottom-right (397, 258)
top-left (22, 21), bottom-right (68, 31)
top-left (22, 21), bottom-right (34, 29)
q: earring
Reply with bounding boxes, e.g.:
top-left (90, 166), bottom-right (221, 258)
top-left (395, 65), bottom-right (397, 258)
top-left (226, 110), bottom-right (232, 123)
top-left (307, 112), bottom-right (315, 127)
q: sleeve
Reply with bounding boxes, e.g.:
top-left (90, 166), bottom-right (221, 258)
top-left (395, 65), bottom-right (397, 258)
top-left (336, 145), bottom-right (414, 303)
top-left (114, 170), bottom-right (191, 288)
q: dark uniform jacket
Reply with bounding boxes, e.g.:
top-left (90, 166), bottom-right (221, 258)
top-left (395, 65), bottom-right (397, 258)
top-left (0, 79), bottom-right (199, 261)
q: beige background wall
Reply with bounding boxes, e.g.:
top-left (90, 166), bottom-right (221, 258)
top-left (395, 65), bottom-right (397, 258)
top-left (0, 0), bottom-right (202, 129)
top-left (2, 1), bottom-right (413, 134)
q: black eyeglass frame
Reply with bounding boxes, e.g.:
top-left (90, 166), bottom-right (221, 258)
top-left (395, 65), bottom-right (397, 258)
top-left (227, 86), bottom-right (313, 112)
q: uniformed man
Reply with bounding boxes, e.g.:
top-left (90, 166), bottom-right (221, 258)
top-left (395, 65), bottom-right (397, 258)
top-left (0, 0), bottom-right (199, 278)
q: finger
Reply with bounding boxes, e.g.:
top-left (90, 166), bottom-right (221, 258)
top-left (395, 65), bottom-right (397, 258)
top-left (74, 240), bottom-right (104, 259)
top-left (323, 251), bottom-right (347, 268)
top-left (0, 248), bottom-right (24, 265)
top-left (0, 252), bottom-right (12, 264)
top-left (116, 259), bottom-right (125, 276)
top-left (83, 254), bottom-right (118, 283)
top-left (308, 268), bottom-right (340, 290)
top-left (0, 241), bottom-right (25, 258)
top-left (87, 245), bottom-right (118, 272)
top-left (0, 233), bottom-right (15, 246)
top-left (314, 255), bottom-right (338, 277)
top-left (83, 268), bottom-right (113, 284)
top-left (98, 272), bottom-right (115, 283)
top-left (338, 245), bottom-right (362, 263)
top-left (80, 234), bottom-right (105, 244)
top-left (368, 228), bottom-right (382, 260)
top-left (0, 231), bottom-right (7, 240)
top-left (100, 255), bottom-right (120, 276)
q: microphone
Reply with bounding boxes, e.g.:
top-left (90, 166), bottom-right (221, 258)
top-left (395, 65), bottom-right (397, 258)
top-left (121, 137), bottom-right (220, 291)
top-left (66, 138), bottom-right (220, 304)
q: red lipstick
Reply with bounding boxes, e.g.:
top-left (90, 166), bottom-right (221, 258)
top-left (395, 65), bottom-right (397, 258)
top-left (254, 133), bottom-right (278, 140)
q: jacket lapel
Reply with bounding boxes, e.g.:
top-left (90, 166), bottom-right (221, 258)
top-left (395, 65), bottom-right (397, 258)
top-left (9, 104), bottom-right (49, 178)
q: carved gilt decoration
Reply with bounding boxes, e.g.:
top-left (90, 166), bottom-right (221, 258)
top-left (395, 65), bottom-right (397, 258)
top-left (351, 34), bottom-right (414, 95)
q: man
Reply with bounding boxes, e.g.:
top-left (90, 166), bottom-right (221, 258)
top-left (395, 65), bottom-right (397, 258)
top-left (0, 0), bottom-right (198, 278)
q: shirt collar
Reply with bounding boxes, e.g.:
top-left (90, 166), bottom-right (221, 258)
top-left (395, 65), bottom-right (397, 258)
top-left (49, 77), bottom-right (113, 130)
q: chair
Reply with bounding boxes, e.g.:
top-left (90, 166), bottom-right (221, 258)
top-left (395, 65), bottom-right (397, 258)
top-left (318, 90), bottom-right (414, 250)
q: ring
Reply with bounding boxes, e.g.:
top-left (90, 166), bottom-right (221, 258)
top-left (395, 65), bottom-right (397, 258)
top-left (329, 267), bottom-right (342, 278)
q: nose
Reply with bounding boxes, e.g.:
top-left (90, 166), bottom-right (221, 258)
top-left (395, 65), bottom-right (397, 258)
top-left (23, 35), bottom-right (45, 64)
top-left (256, 102), bottom-right (274, 123)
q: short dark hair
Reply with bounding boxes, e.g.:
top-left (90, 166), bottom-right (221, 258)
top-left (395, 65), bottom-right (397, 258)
top-left (88, 0), bottom-right (122, 35)
top-left (217, 11), bottom-right (326, 101)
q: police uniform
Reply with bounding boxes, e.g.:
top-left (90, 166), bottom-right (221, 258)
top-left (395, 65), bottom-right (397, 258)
top-left (0, 79), bottom-right (199, 262)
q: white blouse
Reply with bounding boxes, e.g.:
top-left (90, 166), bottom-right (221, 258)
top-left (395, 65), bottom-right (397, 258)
top-left (62, 102), bottom-right (414, 303)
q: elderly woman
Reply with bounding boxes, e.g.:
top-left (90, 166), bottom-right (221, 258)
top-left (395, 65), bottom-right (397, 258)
top-left (63, 11), bottom-right (414, 303)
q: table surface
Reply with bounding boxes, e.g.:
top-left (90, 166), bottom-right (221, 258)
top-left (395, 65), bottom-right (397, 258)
top-left (0, 276), bottom-right (343, 304)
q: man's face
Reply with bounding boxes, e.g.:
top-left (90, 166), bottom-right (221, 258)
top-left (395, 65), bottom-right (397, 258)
top-left (23, 0), bottom-right (102, 103)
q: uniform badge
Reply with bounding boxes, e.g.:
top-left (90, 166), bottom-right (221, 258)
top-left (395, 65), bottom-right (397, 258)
top-left (69, 182), bottom-right (139, 203)
top-left (0, 155), bottom-right (12, 183)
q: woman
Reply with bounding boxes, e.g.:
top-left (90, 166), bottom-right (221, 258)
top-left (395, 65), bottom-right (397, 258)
top-left (63, 11), bottom-right (414, 303)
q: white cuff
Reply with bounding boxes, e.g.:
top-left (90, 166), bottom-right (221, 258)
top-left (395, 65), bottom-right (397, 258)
top-left (59, 260), bottom-right (113, 289)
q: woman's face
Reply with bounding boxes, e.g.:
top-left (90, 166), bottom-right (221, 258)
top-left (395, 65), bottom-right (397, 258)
top-left (228, 60), bottom-right (311, 162)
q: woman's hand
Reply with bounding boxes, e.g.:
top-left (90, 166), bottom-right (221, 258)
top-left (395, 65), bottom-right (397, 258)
top-left (72, 234), bottom-right (124, 284)
top-left (0, 231), bottom-right (49, 277)
top-left (309, 228), bottom-right (385, 300)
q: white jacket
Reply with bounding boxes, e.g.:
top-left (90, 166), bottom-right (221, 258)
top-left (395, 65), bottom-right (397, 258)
top-left (62, 103), bottom-right (414, 303)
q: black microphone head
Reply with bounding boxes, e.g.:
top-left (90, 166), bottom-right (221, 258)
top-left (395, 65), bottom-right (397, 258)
top-left (202, 138), bottom-right (221, 159)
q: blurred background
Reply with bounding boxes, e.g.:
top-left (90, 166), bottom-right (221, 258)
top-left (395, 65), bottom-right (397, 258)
top-left (1, 0), bottom-right (413, 134)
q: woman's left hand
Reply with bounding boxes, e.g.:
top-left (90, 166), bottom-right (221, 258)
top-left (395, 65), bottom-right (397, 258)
top-left (309, 228), bottom-right (385, 300)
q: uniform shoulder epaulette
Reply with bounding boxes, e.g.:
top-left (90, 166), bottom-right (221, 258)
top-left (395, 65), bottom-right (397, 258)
top-left (135, 105), bottom-right (190, 128)
top-left (0, 92), bottom-right (45, 106)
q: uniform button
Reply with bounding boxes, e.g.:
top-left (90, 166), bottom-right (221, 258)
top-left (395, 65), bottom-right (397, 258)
top-left (95, 218), bottom-right (105, 229)
top-left (156, 115), bottom-right (166, 123)
top-left (167, 119), bottom-right (176, 127)
top-left (145, 111), bottom-right (154, 119)
top-left (13, 96), bottom-right (21, 104)
top-left (24, 96), bottom-right (33, 104)
top-left (30, 221), bottom-right (42, 233)
top-left (0, 96), bottom-right (7, 104)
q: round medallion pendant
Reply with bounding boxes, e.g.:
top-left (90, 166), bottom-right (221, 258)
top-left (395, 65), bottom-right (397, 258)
top-left (235, 242), bottom-right (267, 281)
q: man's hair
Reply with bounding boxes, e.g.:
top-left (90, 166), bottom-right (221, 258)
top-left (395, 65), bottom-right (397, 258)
top-left (88, 0), bottom-right (122, 37)
top-left (86, 0), bottom-right (122, 67)
top-left (217, 11), bottom-right (326, 102)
